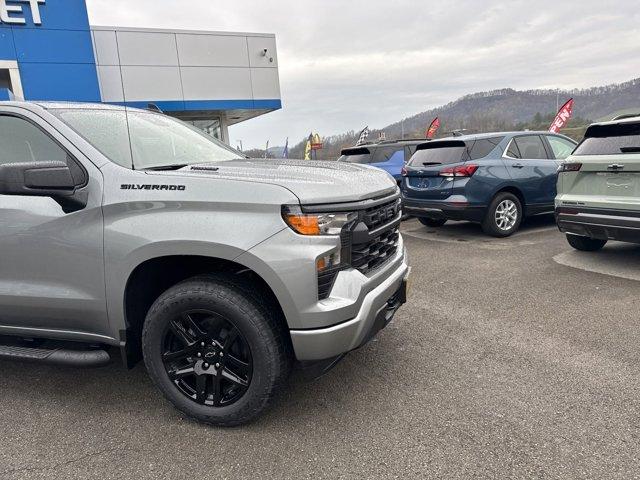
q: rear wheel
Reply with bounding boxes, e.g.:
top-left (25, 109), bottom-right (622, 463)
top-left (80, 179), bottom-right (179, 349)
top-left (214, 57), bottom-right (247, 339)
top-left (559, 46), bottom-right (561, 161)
top-left (142, 274), bottom-right (290, 427)
top-left (566, 234), bottom-right (607, 251)
top-left (418, 217), bottom-right (447, 228)
top-left (482, 192), bottom-right (522, 237)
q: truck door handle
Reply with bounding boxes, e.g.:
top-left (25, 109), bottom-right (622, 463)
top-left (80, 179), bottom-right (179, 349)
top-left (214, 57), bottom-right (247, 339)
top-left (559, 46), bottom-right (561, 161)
top-left (512, 163), bottom-right (524, 169)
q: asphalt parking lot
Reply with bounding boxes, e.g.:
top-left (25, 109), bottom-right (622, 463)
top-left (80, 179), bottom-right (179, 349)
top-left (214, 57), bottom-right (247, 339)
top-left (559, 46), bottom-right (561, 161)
top-left (1, 216), bottom-right (640, 479)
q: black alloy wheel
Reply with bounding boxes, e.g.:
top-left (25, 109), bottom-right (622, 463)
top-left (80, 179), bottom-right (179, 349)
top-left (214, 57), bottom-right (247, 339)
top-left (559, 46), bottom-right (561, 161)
top-left (162, 310), bottom-right (252, 407)
top-left (143, 274), bottom-right (291, 426)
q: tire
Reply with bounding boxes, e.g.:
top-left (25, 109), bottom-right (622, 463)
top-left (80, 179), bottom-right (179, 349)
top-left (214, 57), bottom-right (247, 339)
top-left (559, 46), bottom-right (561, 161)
top-left (566, 234), bottom-right (607, 251)
top-left (482, 192), bottom-right (523, 237)
top-left (142, 274), bottom-right (291, 427)
top-left (418, 217), bottom-right (447, 228)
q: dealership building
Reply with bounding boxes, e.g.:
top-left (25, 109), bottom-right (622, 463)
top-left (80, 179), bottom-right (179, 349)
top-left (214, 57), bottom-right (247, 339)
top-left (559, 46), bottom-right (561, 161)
top-left (0, 0), bottom-right (282, 143)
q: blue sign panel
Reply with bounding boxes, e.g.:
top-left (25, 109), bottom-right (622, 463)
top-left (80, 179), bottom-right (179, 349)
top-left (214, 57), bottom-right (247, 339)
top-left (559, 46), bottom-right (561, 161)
top-left (0, 0), bottom-right (100, 102)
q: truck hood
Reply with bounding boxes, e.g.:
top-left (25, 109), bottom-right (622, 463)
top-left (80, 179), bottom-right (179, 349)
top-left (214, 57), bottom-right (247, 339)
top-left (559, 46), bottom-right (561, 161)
top-left (151, 158), bottom-right (398, 204)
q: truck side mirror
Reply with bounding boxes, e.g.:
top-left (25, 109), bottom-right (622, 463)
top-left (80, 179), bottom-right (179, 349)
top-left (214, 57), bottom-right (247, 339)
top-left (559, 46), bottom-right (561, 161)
top-left (0, 161), bottom-right (88, 212)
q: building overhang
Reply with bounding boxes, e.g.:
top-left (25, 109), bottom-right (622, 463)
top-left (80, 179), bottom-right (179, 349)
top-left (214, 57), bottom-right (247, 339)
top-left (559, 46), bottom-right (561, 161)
top-left (0, 0), bottom-right (282, 127)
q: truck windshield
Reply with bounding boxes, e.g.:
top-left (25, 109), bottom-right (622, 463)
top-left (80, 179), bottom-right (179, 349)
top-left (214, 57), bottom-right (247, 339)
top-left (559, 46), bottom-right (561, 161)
top-left (52, 108), bottom-right (244, 170)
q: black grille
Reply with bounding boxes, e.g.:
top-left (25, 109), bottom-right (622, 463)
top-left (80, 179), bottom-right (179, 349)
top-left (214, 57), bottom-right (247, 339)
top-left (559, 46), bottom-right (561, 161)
top-left (363, 199), bottom-right (401, 230)
top-left (316, 195), bottom-right (401, 299)
top-left (351, 227), bottom-right (400, 275)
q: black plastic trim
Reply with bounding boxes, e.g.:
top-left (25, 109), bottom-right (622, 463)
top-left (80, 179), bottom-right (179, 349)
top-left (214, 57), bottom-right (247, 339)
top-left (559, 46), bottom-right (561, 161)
top-left (302, 190), bottom-right (400, 213)
top-left (556, 206), bottom-right (640, 243)
top-left (0, 344), bottom-right (110, 368)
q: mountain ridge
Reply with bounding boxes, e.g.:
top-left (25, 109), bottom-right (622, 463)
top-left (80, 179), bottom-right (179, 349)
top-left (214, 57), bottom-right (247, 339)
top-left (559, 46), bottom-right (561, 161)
top-left (284, 77), bottom-right (640, 159)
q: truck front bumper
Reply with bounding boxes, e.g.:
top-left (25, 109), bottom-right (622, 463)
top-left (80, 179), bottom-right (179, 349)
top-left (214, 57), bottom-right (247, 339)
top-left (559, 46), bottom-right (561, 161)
top-left (290, 253), bottom-right (410, 361)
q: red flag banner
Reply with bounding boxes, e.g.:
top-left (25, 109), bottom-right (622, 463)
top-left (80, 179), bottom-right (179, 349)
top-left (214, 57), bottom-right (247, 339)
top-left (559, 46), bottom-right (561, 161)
top-left (426, 117), bottom-right (440, 139)
top-left (549, 98), bottom-right (574, 133)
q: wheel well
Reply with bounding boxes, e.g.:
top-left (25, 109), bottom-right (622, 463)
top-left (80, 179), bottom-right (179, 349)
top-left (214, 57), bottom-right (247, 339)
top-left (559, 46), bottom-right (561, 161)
top-left (122, 256), bottom-right (288, 368)
top-left (494, 186), bottom-right (526, 210)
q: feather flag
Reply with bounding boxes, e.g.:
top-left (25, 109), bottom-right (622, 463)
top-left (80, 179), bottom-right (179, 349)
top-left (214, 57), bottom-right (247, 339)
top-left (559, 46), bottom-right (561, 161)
top-left (356, 126), bottom-right (370, 146)
top-left (426, 117), bottom-right (440, 139)
top-left (304, 133), bottom-right (312, 160)
top-left (549, 99), bottom-right (574, 133)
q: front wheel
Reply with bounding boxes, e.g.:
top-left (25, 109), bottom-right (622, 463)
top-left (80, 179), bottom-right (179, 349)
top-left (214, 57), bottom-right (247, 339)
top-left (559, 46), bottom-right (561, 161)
top-left (566, 234), bottom-right (607, 251)
top-left (482, 192), bottom-right (523, 237)
top-left (418, 217), bottom-right (447, 228)
top-left (142, 274), bottom-right (290, 427)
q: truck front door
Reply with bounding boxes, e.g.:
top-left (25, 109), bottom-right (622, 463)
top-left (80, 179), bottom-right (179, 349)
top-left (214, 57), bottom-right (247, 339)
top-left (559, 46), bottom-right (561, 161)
top-left (0, 108), bottom-right (109, 340)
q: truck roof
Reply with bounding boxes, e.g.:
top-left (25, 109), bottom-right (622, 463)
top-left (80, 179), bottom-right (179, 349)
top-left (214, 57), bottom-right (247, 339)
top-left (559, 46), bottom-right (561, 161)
top-left (0, 100), bottom-right (145, 113)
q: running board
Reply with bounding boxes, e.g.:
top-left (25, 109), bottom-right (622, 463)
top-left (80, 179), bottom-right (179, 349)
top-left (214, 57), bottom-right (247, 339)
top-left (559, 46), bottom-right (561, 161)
top-left (0, 344), bottom-right (110, 368)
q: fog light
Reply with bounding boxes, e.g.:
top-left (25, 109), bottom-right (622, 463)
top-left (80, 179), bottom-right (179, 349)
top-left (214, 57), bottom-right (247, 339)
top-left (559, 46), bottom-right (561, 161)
top-left (317, 251), bottom-right (341, 272)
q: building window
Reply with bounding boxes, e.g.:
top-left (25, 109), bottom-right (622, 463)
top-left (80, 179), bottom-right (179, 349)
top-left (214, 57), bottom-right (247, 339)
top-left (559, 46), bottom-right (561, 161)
top-left (189, 119), bottom-right (223, 141)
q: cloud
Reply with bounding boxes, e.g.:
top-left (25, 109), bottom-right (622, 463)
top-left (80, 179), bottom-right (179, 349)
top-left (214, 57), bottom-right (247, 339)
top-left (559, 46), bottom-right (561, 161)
top-left (86, 0), bottom-right (640, 149)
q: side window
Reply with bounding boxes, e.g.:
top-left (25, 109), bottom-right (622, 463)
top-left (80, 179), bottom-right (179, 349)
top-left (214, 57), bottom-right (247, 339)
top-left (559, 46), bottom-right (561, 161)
top-left (0, 115), bottom-right (68, 166)
top-left (405, 145), bottom-right (417, 161)
top-left (547, 136), bottom-right (576, 160)
top-left (370, 147), bottom-right (400, 163)
top-left (469, 136), bottom-right (505, 160)
top-left (514, 135), bottom-right (547, 159)
top-left (505, 139), bottom-right (521, 159)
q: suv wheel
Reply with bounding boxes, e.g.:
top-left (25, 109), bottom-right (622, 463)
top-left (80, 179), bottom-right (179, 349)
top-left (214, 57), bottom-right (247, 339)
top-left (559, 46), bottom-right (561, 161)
top-left (482, 192), bottom-right (522, 237)
top-left (418, 217), bottom-right (447, 228)
top-left (142, 274), bottom-right (290, 427)
top-left (566, 234), bottom-right (607, 251)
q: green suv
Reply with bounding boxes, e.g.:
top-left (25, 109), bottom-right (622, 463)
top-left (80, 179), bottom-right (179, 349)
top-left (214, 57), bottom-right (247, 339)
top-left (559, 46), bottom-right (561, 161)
top-left (556, 115), bottom-right (640, 251)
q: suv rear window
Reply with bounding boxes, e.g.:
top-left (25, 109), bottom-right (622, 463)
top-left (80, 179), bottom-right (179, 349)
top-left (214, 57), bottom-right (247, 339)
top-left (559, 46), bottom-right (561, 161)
top-left (408, 141), bottom-right (467, 166)
top-left (408, 137), bottom-right (503, 166)
top-left (339, 146), bottom-right (404, 164)
top-left (338, 147), bottom-right (372, 164)
top-left (574, 123), bottom-right (640, 155)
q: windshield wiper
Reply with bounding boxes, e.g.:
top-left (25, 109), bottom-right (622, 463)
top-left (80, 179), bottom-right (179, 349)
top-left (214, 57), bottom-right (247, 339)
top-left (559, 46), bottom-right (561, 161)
top-left (142, 164), bottom-right (190, 171)
top-left (620, 147), bottom-right (640, 153)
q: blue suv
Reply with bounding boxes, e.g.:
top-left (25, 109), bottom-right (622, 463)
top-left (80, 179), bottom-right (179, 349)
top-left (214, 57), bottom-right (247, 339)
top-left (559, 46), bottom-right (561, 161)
top-left (401, 132), bottom-right (577, 236)
top-left (338, 139), bottom-right (426, 184)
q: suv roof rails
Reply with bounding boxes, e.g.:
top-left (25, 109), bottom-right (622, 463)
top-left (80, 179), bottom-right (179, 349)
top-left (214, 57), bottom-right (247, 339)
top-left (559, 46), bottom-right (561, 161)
top-left (611, 113), bottom-right (640, 121)
top-left (378, 138), bottom-right (428, 144)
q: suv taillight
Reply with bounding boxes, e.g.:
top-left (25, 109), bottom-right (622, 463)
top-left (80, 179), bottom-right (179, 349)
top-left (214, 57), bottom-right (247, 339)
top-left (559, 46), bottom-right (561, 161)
top-left (439, 164), bottom-right (479, 177)
top-left (559, 162), bottom-right (582, 172)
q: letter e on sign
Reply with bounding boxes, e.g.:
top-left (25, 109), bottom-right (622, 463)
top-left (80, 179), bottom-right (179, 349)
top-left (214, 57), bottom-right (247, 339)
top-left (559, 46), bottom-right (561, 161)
top-left (0, 0), bottom-right (45, 26)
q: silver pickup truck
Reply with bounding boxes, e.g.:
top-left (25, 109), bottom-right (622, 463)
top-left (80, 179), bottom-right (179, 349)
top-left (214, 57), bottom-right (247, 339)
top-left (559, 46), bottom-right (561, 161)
top-left (0, 102), bottom-right (410, 426)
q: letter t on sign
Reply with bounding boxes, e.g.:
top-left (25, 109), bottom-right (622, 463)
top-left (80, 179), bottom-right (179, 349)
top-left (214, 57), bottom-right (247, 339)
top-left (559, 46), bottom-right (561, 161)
top-left (24, 0), bottom-right (45, 25)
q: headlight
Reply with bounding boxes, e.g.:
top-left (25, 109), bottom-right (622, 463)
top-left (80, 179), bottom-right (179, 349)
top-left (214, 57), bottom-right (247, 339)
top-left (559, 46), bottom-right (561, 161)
top-left (282, 206), bottom-right (357, 236)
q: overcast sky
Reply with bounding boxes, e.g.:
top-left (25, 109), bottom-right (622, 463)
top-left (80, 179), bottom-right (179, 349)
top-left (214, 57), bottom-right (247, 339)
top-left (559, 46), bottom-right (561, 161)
top-left (86, 0), bottom-right (640, 149)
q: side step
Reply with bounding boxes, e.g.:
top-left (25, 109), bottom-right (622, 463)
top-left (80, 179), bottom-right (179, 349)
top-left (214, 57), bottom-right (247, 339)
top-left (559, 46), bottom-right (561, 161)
top-left (0, 344), bottom-right (110, 368)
